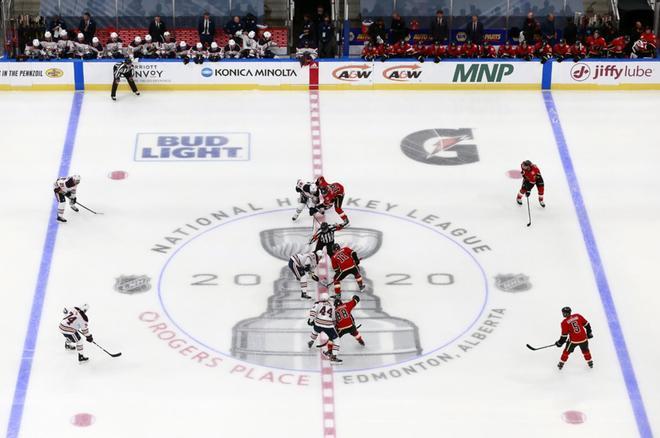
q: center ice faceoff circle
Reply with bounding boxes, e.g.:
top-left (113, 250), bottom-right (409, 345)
top-left (158, 207), bottom-right (489, 373)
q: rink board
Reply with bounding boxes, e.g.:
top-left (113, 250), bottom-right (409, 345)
top-left (2, 59), bottom-right (660, 90)
top-left (3, 90), bottom-right (659, 438)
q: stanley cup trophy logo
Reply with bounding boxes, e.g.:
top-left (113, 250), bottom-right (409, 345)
top-left (231, 227), bottom-right (422, 369)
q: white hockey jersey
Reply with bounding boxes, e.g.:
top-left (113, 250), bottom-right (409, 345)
top-left (53, 176), bottom-right (78, 195)
top-left (290, 251), bottom-right (319, 273)
top-left (59, 307), bottom-right (91, 336)
top-left (309, 300), bottom-right (335, 328)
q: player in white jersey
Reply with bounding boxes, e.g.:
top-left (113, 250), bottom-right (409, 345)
top-left (53, 175), bottom-right (80, 222)
top-left (307, 293), bottom-right (341, 363)
top-left (59, 304), bottom-right (92, 363)
top-left (288, 251), bottom-right (322, 299)
top-left (292, 179), bottom-right (325, 223)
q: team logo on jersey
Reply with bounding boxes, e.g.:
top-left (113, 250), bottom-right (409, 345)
top-left (400, 128), bottom-right (479, 165)
top-left (495, 274), bottom-right (531, 292)
top-left (114, 275), bottom-right (151, 294)
top-left (134, 132), bottom-right (251, 161)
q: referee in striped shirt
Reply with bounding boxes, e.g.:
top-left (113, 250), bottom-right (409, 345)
top-left (111, 57), bottom-right (140, 100)
top-left (310, 222), bottom-right (343, 256)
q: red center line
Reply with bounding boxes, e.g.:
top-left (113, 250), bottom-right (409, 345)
top-left (308, 65), bottom-right (336, 438)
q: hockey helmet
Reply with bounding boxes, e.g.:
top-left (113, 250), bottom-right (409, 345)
top-left (92, 37), bottom-right (99, 44)
top-left (562, 306), bottom-right (571, 317)
top-left (77, 33), bottom-right (85, 40)
top-left (196, 42), bottom-right (203, 49)
top-left (235, 30), bottom-right (243, 37)
top-left (70, 175), bottom-right (81, 185)
top-left (332, 243), bottom-right (341, 253)
top-left (163, 31), bottom-right (170, 37)
top-left (145, 34), bottom-right (152, 42)
top-left (179, 41), bottom-right (187, 48)
top-left (319, 292), bottom-right (329, 301)
top-left (521, 160), bottom-right (532, 170)
top-left (44, 31), bottom-right (52, 39)
top-left (248, 31), bottom-right (255, 39)
top-left (228, 39), bottom-right (236, 46)
top-left (110, 32), bottom-right (118, 39)
top-left (60, 30), bottom-right (68, 37)
top-left (320, 222), bottom-right (329, 231)
top-left (264, 31), bottom-right (272, 39)
top-left (134, 36), bottom-right (142, 43)
top-left (211, 42), bottom-right (218, 49)
top-left (32, 39), bottom-right (40, 47)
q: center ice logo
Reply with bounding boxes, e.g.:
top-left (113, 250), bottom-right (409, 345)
top-left (134, 133), bottom-right (251, 161)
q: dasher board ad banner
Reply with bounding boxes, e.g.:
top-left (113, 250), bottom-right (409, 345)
top-left (0, 62), bottom-right (74, 89)
top-left (552, 60), bottom-right (660, 88)
top-left (318, 61), bottom-right (542, 88)
top-left (83, 61), bottom-right (307, 89)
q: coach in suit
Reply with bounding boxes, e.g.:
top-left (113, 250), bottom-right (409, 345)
top-left (149, 15), bottom-right (167, 42)
top-left (466, 15), bottom-right (484, 44)
top-left (430, 10), bottom-right (449, 43)
top-left (198, 12), bottom-right (216, 46)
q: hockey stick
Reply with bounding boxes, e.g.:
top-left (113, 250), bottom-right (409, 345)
top-left (526, 343), bottom-right (555, 351)
top-left (526, 195), bottom-right (532, 227)
top-left (316, 325), bottom-right (362, 348)
top-left (76, 201), bottom-right (104, 215)
top-left (92, 341), bottom-right (122, 357)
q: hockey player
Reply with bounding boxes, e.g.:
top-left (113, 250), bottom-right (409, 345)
top-left (608, 35), bottom-right (630, 58)
top-left (223, 39), bottom-right (241, 59)
top-left (296, 38), bottom-right (318, 66)
top-left (310, 222), bottom-right (344, 256)
top-left (316, 176), bottom-right (348, 225)
top-left (307, 293), bottom-right (341, 363)
top-left (556, 307), bottom-right (593, 370)
top-left (461, 40), bottom-right (480, 58)
top-left (24, 39), bottom-right (44, 59)
top-left (190, 42), bottom-right (207, 64)
top-left (335, 295), bottom-right (365, 345)
top-left (111, 57), bottom-right (140, 101)
top-left (516, 40), bottom-right (534, 61)
top-left (106, 32), bottom-right (124, 58)
top-left (388, 37), bottom-right (414, 58)
top-left (498, 40), bottom-right (516, 58)
top-left (89, 37), bottom-right (104, 58)
top-left (570, 39), bottom-right (587, 62)
top-left (516, 160), bottom-right (545, 207)
top-left (427, 40), bottom-right (446, 63)
top-left (53, 175), bottom-right (80, 223)
top-left (537, 39), bottom-right (553, 64)
top-left (553, 38), bottom-right (571, 62)
top-left (208, 42), bottom-right (223, 61)
top-left (292, 179), bottom-right (322, 222)
top-left (240, 30), bottom-right (258, 58)
top-left (446, 41), bottom-right (461, 58)
top-left (481, 41), bottom-right (497, 58)
top-left (632, 38), bottom-right (656, 59)
top-left (140, 35), bottom-right (159, 58)
top-left (73, 33), bottom-right (94, 59)
top-left (158, 32), bottom-right (177, 58)
top-left (586, 30), bottom-right (606, 58)
top-left (177, 41), bottom-right (191, 64)
top-left (128, 36), bottom-right (143, 57)
top-left (330, 243), bottom-right (365, 296)
top-left (257, 31), bottom-right (277, 58)
top-left (288, 251), bottom-right (321, 299)
top-left (56, 30), bottom-right (74, 58)
top-left (41, 32), bottom-right (58, 59)
top-left (60, 304), bottom-right (92, 363)
top-left (414, 40), bottom-right (428, 62)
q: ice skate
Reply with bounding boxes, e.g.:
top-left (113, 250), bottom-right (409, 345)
top-left (78, 353), bottom-right (89, 364)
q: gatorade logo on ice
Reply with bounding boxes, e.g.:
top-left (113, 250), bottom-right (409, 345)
top-left (400, 128), bottom-right (479, 166)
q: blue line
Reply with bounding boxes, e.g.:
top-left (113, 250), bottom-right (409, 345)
top-left (541, 60), bottom-right (552, 90)
top-left (542, 91), bottom-right (652, 438)
top-left (6, 91), bottom-right (84, 438)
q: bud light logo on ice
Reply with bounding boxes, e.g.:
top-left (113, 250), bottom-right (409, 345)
top-left (135, 133), bottom-right (250, 161)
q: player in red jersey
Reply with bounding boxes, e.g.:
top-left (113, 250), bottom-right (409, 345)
top-left (586, 30), bottom-right (606, 57)
top-left (316, 175), bottom-right (348, 225)
top-left (516, 40), bottom-right (534, 61)
top-left (536, 39), bottom-right (553, 63)
top-left (426, 41), bottom-right (446, 63)
top-left (555, 306), bottom-right (593, 369)
top-left (553, 38), bottom-right (571, 62)
top-left (334, 295), bottom-right (365, 345)
top-left (330, 243), bottom-right (365, 296)
top-left (461, 40), bottom-right (480, 58)
top-left (516, 160), bottom-right (545, 207)
top-left (481, 41), bottom-right (497, 58)
top-left (445, 42), bottom-right (460, 58)
top-left (361, 40), bottom-right (380, 61)
top-left (498, 41), bottom-right (516, 58)
top-left (640, 27), bottom-right (657, 45)
top-left (570, 39), bottom-right (587, 61)
top-left (608, 35), bottom-right (630, 58)
top-left (388, 38), bottom-right (414, 58)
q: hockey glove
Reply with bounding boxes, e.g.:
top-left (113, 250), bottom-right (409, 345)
top-left (307, 319), bottom-right (314, 326)
top-left (311, 273), bottom-right (319, 282)
top-left (587, 332), bottom-right (593, 339)
top-left (64, 192), bottom-right (72, 198)
top-left (70, 197), bottom-right (77, 205)
top-left (86, 335), bottom-right (94, 343)
top-left (525, 191), bottom-right (531, 197)
top-left (555, 339), bottom-right (565, 347)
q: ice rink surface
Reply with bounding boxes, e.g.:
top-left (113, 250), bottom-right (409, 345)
top-left (1, 88), bottom-right (659, 438)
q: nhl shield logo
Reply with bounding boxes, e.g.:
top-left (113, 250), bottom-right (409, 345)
top-left (400, 128), bottom-right (479, 166)
top-left (114, 275), bottom-right (151, 294)
top-left (495, 274), bottom-right (531, 292)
